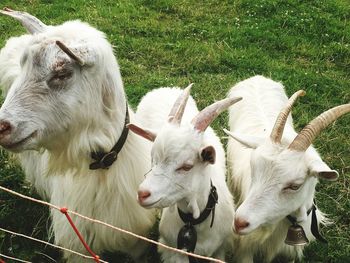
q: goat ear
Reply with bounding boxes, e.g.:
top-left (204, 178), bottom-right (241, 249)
top-left (200, 146), bottom-right (216, 164)
top-left (223, 129), bottom-right (263, 149)
top-left (308, 159), bottom-right (339, 181)
top-left (127, 123), bottom-right (157, 142)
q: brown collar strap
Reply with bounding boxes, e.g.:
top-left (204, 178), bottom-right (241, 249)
top-left (89, 104), bottom-right (129, 170)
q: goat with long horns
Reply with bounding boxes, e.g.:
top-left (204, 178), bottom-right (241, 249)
top-left (224, 75), bottom-right (349, 262)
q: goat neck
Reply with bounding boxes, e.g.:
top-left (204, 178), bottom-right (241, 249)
top-left (176, 166), bottom-right (213, 219)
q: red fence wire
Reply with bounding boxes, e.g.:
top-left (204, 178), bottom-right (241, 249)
top-left (60, 207), bottom-right (100, 262)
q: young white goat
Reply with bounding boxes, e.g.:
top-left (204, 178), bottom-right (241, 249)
top-left (224, 75), bottom-right (350, 262)
top-left (128, 86), bottom-right (240, 262)
top-left (0, 8), bottom-right (156, 262)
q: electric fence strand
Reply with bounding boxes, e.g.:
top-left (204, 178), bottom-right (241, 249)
top-left (0, 227), bottom-right (108, 263)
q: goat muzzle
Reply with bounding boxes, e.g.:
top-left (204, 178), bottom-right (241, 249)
top-left (233, 217), bottom-right (250, 234)
top-left (137, 190), bottom-right (151, 204)
top-left (0, 120), bottom-right (12, 137)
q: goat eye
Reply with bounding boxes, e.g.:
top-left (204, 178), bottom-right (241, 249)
top-left (283, 184), bottom-right (301, 191)
top-left (176, 164), bottom-right (193, 172)
top-left (52, 71), bottom-right (73, 81)
top-left (48, 71), bottom-right (73, 88)
top-left (56, 74), bottom-right (68, 80)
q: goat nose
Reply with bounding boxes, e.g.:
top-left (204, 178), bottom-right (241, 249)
top-left (0, 120), bottom-right (12, 137)
top-left (234, 217), bottom-right (250, 233)
top-left (137, 190), bottom-right (151, 204)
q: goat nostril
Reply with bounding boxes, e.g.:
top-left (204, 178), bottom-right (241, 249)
top-left (234, 218), bottom-right (250, 232)
top-left (137, 190), bottom-right (151, 203)
top-left (0, 120), bottom-right (12, 136)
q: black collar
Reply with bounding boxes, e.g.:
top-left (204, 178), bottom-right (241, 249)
top-left (89, 104), bottom-right (129, 170)
top-left (286, 205), bottom-right (314, 224)
top-left (286, 201), bottom-right (327, 243)
top-left (177, 182), bottom-right (218, 263)
top-left (178, 181), bottom-right (218, 227)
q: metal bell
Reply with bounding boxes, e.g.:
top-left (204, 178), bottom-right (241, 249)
top-left (285, 223), bottom-right (309, 246)
top-left (177, 223), bottom-right (197, 252)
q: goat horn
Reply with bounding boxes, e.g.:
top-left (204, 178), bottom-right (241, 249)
top-left (191, 97), bottom-right (242, 132)
top-left (0, 7), bottom-right (47, 34)
top-left (168, 83), bottom-right (193, 125)
top-left (270, 90), bottom-right (306, 143)
top-left (288, 104), bottom-right (350, 152)
top-left (56, 41), bottom-right (85, 66)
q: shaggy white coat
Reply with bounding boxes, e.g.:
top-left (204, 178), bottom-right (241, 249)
top-left (227, 76), bottom-right (331, 262)
top-left (0, 21), bottom-right (156, 262)
top-left (135, 88), bottom-right (235, 262)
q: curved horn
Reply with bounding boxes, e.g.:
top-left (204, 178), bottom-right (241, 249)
top-left (0, 7), bottom-right (47, 34)
top-left (56, 41), bottom-right (85, 66)
top-left (168, 83), bottom-right (193, 125)
top-left (289, 104), bottom-right (350, 152)
top-left (270, 90), bottom-right (306, 143)
top-left (192, 97), bottom-right (242, 132)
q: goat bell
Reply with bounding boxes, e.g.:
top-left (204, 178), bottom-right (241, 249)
top-left (177, 223), bottom-right (197, 252)
top-left (285, 223), bottom-right (309, 246)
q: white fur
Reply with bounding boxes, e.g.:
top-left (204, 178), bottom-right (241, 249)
top-left (227, 76), bottom-right (331, 262)
top-left (0, 34), bottom-right (33, 95)
top-left (0, 20), bottom-right (156, 261)
top-left (134, 88), bottom-right (235, 262)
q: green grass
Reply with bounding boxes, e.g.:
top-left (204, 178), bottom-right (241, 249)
top-left (0, 0), bottom-right (349, 262)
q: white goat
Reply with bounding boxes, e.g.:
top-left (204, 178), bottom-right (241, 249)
top-left (0, 8), bottom-right (156, 262)
top-left (127, 86), bottom-right (239, 262)
top-left (224, 75), bottom-right (350, 262)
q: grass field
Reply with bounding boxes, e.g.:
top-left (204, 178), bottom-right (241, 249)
top-left (0, 0), bottom-right (349, 262)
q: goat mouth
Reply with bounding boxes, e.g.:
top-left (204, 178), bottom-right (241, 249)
top-left (140, 199), bottom-right (161, 208)
top-left (234, 225), bottom-right (255, 235)
top-left (234, 223), bottom-right (265, 236)
top-left (2, 131), bottom-right (38, 151)
top-left (234, 228), bottom-right (250, 235)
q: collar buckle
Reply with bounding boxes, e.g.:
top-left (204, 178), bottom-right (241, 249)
top-left (90, 151), bottom-right (117, 170)
top-left (89, 104), bottom-right (129, 170)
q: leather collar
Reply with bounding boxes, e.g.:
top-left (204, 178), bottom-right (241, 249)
top-left (177, 182), bottom-right (219, 263)
top-left (178, 181), bottom-right (218, 227)
top-left (286, 205), bottom-right (313, 224)
top-left (89, 104), bottom-right (129, 170)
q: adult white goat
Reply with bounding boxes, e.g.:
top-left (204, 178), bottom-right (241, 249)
top-left (224, 75), bottom-right (350, 262)
top-left (128, 86), bottom-right (239, 262)
top-left (0, 8), bottom-right (155, 262)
